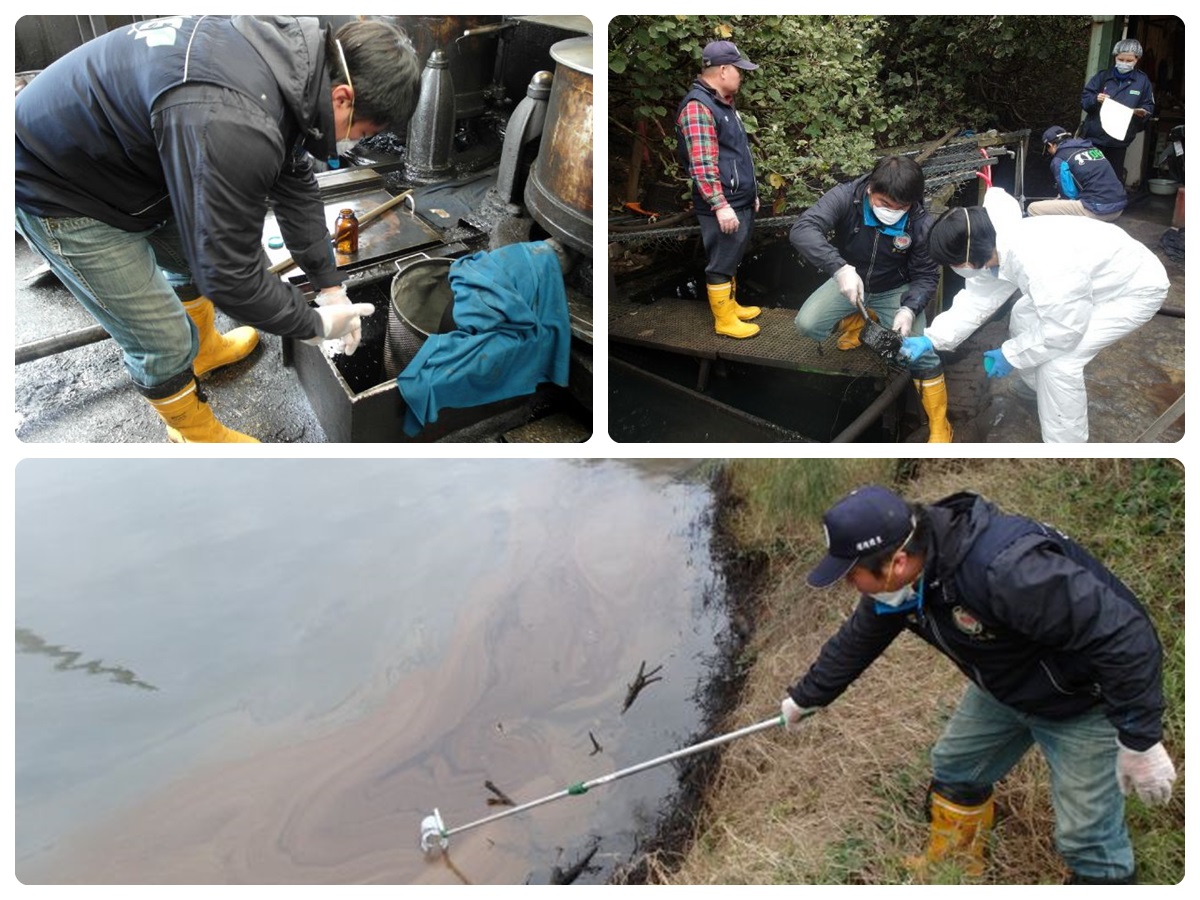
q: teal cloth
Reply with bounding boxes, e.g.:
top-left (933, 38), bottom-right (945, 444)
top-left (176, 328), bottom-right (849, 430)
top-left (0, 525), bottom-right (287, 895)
top-left (396, 241), bottom-right (570, 435)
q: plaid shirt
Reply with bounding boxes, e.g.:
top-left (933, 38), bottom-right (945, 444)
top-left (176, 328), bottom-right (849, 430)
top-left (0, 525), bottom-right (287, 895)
top-left (677, 99), bottom-right (729, 210)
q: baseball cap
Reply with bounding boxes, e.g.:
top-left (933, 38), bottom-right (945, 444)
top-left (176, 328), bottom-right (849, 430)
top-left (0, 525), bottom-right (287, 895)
top-left (1042, 126), bottom-right (1072, 147)
top-left (807, 485), bottom-right (914, 587)
top-left (702, 40), bottom-right (758, 70)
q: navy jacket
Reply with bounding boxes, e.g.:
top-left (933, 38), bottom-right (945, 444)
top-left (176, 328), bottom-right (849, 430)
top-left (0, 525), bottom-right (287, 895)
top-left (15, 15), bottom-right (341, 339)
top-left (675, 79), bottom-right (758, 214)
top-left (788, 492), bottom-right (1165, 751)
top-left (788, 174), bottom-right (938, 316)
top-left (1080, 67), bottom-right (1156, 148)
top-left (1049, 138), bottom-right (1128, 215)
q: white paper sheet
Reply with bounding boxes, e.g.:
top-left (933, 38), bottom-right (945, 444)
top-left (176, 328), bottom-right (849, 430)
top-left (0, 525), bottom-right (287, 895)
top-left (1100, 98), bottom-right (1135, 141)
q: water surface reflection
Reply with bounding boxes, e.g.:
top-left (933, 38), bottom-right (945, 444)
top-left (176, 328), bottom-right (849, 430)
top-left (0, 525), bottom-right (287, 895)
top-left (16, 459), bottom-right (730, 884)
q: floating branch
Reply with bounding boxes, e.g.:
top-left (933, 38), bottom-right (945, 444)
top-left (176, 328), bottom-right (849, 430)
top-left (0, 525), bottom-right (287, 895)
top-left (621, 660), bottom-right (663, 714)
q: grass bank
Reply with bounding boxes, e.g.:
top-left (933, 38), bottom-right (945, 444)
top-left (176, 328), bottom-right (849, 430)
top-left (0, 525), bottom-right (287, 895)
top-left (644, 458), bottom-right (1184, 885)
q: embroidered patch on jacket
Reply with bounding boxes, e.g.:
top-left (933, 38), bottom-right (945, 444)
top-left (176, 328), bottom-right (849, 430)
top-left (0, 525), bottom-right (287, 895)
top-left (951, 606), bottom-right (987, 637)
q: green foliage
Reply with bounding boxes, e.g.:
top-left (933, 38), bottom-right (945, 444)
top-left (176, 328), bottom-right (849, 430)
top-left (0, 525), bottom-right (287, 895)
top-left (873, 16), bottom-right (1092, 142)
top-left (610, 15), bottom-right (900, 209)
top-left (609, 15), bottom-right (1091, 211)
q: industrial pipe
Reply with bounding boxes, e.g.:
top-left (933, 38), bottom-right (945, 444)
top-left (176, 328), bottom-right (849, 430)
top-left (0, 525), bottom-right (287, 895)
top-left (16, 323), bottom-right (111, 365)
top-left (831, 370), bottom-right (911, 443)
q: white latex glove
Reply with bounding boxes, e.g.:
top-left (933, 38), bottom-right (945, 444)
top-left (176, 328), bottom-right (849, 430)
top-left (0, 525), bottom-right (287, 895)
top-left (834, 264), bottom-right (864, 307)
top-left (303, 286), bottom-right (372, 356)
top-left (892, 307), bottom-right (915, 337)
top-left (316, 285), bottom-right (351, 307)
top-left (1116, 741), bottom-right (1176, 805)
top-left (715, 205), bottom-right (740, 234)
top-left (780, 696), bottom-right (813, 733)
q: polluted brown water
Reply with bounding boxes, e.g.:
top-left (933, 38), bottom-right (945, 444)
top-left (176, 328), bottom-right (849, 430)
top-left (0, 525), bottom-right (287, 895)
top-left (15, 458), bottom-right (738, 884)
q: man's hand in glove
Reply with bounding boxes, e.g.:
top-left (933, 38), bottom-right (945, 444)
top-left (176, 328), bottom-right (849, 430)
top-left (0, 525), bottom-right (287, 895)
top-left (892, 307), bottom-right (915, 337)
top-left (304, 286), bottom-right (373, 356)
top-left (780, 696), bottom-right (814, 733)
top-left (834, 264), bottom-right (864, 307)
top-left (900, 335), bottom-right (934, 363)
top-left (983, 347), bottom-right (1014, 378)
top-left (1117, 741), bottom-right (1176, 806)
top-left (716, 205), bottom-right (740, 234)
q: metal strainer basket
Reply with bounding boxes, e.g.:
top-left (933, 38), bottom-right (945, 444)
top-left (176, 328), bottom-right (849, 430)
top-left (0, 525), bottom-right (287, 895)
top-left (383, 254), bottom-right (457, 379)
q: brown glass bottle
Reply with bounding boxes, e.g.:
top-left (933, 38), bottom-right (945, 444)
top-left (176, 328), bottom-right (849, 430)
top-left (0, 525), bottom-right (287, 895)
top-left (334, 208), bottom-right (359, 254)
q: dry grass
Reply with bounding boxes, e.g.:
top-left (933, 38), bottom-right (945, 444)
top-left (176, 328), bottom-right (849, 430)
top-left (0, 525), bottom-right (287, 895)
top-left (643, 458), bottom-right (1183, 885)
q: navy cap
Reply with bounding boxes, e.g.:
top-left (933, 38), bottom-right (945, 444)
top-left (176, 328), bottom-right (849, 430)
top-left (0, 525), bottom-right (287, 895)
top-left (1042, 125), bottom-right (1071, 147)
top-left (702, 40), bottom-right (758, 70)
top-left (807, 485), bottom-right (913, 587)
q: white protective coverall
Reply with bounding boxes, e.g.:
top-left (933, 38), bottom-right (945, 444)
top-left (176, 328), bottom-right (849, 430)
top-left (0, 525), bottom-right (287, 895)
top-left (924, 188), bottom-right (1168, 442)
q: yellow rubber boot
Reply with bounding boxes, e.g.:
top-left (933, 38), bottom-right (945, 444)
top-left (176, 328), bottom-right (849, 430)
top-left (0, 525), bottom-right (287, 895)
top-left (147, 380), bottom-right (260, 443)
top-left (730, 276), bottom-right (761, 321)
top-left (905, 791), bottom-right (994, 879)
top-left (707, 282), bottom-right (760, 339)
top-left (183, 297), bottom-right (259, 377)
top-left (835, 309), bottom-right (878, 350)
top-left (913, 374), bottom-right (954, 443)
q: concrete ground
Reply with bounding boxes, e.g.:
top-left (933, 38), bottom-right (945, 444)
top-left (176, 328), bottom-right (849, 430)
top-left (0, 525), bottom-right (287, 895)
top-left (12, 233), bottom-right (591, 444)
top-left (924, 189), bottom-right (1185, 444)
top-left (13, 238), bottom-right (331, 443)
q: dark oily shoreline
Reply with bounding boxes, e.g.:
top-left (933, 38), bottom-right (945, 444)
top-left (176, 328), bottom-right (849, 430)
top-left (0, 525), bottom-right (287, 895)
top-left (522, 463), bottom-right (765, 885)
top-left (605, 464), bottom-right (769, 884)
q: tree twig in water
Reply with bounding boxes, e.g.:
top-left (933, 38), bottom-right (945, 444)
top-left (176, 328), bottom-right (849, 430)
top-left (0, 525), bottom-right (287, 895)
top-left (484, 780), bottom-right (515, 807)
top-left (621, 660), bottom-right (663, 714)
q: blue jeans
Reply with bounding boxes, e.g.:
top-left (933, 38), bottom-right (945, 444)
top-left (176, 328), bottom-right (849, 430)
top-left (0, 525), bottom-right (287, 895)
top-left (793, 277), bottom-right (941, 376)
top-left (15, 207), bottom-right (199, 391)
top-left (931, 683), bottom-right (1134, 881)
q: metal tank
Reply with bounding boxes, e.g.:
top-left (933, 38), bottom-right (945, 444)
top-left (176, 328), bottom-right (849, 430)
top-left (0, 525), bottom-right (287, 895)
top-left (523, 35), bottom-right (592, 255)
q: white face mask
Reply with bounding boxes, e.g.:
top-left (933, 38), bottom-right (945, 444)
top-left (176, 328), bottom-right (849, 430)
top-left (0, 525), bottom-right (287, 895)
top-left (873, 204), bottom-right (908, 226)
top-left (1115, 61), bottom-right (1136, 74)
top-left (870, 582), bottom-right (916, 607)
top-left (336, 139), bottom-right (357, 157)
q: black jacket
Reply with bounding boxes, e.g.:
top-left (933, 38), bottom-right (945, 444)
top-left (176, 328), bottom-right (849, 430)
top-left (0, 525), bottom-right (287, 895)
top-left (788, 492), bottom-right (1165, 750)
top-left (15, 15), bottom-right (341, 339)
top-left (788, 175), bottom-right (938, 316)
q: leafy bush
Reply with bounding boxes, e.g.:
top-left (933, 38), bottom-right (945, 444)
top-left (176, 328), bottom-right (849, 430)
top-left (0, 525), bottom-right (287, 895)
top-left (610, 15), bottom-right (1091, 212)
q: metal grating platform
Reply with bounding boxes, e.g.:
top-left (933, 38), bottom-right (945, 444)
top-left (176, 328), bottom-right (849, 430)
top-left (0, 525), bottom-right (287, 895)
top-left (609, 293), bottom-right (893, 379)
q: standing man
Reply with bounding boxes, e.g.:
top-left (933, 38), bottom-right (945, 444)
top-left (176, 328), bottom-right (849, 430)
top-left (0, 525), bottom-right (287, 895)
top-left (782, 485), bottom-right (1176, 883)
top-left (675, 40), bottom-right (763, 340)
top-left (790, 156), bottom-right (951, 442)
top-left (1028, 126), bottom-right (1128, 220)
top-left (16, 16), bottom-right (420, 441)
top-left (1080, 38), bottom-right (1155, 184)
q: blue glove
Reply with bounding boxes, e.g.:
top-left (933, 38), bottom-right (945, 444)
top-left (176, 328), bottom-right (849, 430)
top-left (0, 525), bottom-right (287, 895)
top-left (983, 348), bottom-right (1014, 378)
top-left (899, 335), bottom-right (934, 363)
